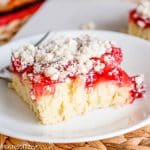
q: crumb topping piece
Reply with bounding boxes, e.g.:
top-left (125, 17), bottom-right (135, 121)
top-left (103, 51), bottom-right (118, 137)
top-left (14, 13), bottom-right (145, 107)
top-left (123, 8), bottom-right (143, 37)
top-left (131, 74), bottom-right (145, 99)
top-left (136, 0), bottom-right (150, 19)
top-left (12, 35), bottom-right (118, 81)
top-left (80, 21), bottom-right (96, 30)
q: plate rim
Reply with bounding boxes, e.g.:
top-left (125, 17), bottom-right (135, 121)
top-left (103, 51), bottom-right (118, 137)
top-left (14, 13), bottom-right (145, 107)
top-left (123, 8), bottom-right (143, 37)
top-left (0, 117), bottom-right (149, 143)
top-left (3, 29), bottom-right (150, 47)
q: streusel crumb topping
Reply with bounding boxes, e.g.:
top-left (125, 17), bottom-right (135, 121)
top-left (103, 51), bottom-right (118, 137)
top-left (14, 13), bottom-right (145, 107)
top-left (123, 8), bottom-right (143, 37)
top-left (12, 35), bottom-right (119, 81)
top-left (136, 0), bottom-right (150, 19)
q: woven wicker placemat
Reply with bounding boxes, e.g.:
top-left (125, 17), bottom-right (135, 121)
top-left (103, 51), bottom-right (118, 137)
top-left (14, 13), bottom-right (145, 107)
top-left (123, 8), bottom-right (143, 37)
top-left (0, 13), bottom-right (150, 150)
top-left (0, 125), bottom-right (150, 150)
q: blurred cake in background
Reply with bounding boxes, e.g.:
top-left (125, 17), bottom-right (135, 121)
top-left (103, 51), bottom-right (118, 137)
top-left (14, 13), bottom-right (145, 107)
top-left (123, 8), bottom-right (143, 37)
top-left (128, 0), bottom-right (150, 40)
top-left (0, 0), bottom-right (38, 13)
top-left (0, 0), bottom-right (45, 44)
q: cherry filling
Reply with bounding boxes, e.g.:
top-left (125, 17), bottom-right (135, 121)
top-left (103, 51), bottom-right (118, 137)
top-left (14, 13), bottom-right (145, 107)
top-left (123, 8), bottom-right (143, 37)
top-left (11, 47), bottom-right (144, 102)
top-left (129, 9), bottom-right (150, 28)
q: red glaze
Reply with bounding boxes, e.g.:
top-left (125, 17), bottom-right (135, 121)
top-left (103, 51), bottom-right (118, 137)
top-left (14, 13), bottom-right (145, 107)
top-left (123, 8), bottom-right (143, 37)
top-left (0, 1), bottom-right (44, 26)
top-left (11, 47), bottom-right (144, 101)
top-left (31, 74), bottom-right (56, 98)
top-left (129, 9), bottom-right (150, 28)
top-left (85, 66), bottom-right (132, 88)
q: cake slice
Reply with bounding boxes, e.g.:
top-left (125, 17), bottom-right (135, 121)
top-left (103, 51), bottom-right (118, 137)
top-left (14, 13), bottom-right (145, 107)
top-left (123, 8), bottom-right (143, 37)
top-left (10, 35), bottom-right (145, 124)
top-left (128, 0), bottom-right (150, 40)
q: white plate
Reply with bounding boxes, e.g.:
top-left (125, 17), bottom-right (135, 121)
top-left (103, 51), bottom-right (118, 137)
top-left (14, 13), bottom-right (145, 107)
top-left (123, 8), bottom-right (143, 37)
top-left (0, 31), bottom-right (150, 143)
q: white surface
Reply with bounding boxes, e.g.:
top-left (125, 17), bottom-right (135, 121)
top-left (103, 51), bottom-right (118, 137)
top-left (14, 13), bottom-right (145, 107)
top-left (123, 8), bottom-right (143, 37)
top-left (0, 31), bottom-right (150, 143)
top-left (13, 0), bottom-right (135, 40)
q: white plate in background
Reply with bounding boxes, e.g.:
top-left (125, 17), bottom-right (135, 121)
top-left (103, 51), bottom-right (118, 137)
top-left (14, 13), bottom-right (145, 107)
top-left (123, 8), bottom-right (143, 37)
top-left (0, 31), bottom-right (149, 143)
